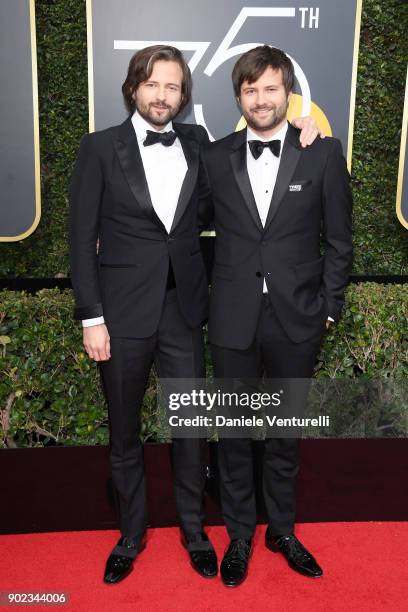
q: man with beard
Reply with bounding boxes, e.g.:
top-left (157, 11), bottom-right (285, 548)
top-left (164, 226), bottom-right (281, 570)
top-left (69, 44), bottom-right (321, 584)
top-left (202, 46), bottom-right (353, 586)
top-left (69, 45), bottom-right (217, 584)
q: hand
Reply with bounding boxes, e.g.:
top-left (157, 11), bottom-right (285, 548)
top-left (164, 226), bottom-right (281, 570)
top-left (325, 319), bottom-right (333, 330)
top-left (83, 323), bottom-right (111, 361)
top-left (292, 116), bottom-right (325, 147)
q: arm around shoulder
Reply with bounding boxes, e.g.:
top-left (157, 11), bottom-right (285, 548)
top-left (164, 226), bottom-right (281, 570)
top-left (321, 138), bottom-right (353, 321)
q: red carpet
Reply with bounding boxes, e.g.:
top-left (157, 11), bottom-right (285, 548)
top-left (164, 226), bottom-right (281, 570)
top-left (1, 523), bottom-right (407, 611)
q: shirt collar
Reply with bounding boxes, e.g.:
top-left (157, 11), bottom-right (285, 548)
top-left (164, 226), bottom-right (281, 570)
top-left (131, 110), bottom-right (173, 144)
top-left (246, 121), bottom-right (288, 147)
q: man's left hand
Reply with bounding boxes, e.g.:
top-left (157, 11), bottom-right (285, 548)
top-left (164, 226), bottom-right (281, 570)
top-left (292, 116), bottom-right (325, 147)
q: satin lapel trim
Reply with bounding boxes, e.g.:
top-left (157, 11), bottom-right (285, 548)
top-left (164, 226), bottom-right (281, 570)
top-left (114, 126), bottom-right (167, 232)
top-left (264, 129), bottom-right (301, 230)
top-left (170, 133), bottom-right (199, 232)
top-left (230, 132), bottom-right (263, 231)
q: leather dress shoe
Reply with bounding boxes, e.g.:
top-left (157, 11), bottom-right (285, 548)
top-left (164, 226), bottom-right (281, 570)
top-left (265, 529), bottom-right (323, 577)
top-left (181, 531), bottom-right (217, 578)
top-left (104, 533), bottom-right (147, 584)
top-left (220, 538), bottom-right (252, 587)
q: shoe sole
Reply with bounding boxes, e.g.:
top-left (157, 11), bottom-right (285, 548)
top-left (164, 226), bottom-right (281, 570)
top-left (221, 577), bottom-right (248, 588)
top-left (221, 570), bottom-right (249, 588)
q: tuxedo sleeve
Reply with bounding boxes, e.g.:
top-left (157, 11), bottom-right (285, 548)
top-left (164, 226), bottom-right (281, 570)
top-left (69, 133), bottom-right (104, 321)
top-left (321, 138), bottom-right (353, 321)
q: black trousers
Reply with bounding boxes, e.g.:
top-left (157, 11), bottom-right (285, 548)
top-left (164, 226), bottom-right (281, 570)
top-left (211, 295), bottom-right (325, 539)
top-left (99, 289), bottom-right (206, 542)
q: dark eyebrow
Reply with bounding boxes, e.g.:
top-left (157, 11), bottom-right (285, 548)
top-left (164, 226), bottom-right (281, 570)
top-left (145, 79), bottom-right (180, 88)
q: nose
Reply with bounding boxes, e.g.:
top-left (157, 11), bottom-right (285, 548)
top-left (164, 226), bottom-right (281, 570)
top-left (256, 91), bottom-right (267, 106)
top-left (157, 86), bottom-right (167, 102)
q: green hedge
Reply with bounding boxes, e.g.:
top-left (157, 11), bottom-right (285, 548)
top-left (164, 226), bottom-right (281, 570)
top-left (0, 0), bottom-right (407, 276)
top-left (352, 0), bottom-right (408, 273)
top-left (1, 0), bottom-right (87, 277)
top-left (0, 285), bottom-right (406, 448)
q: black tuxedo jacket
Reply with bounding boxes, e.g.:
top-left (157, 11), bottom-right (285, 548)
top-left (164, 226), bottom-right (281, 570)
top-left (69, 117), bottom-right (210, 337)
top-left (202, 123), bottom-right (353, 349)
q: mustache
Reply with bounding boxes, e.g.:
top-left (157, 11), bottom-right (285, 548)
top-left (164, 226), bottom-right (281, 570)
top-left (150, 101), bottom-right (171, 110)
top-left (250, 105), bottom-right (275, 112)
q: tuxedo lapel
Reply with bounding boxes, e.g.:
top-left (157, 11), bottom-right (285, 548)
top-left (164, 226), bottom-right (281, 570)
top-left (170, 127), bottom-right (199, 232)
top-left (264, 123), bottom-right (301, 230)
top-left (229, 129), bottom-right (263, 231)
top-left (114, 117), bottom-right (167, 232)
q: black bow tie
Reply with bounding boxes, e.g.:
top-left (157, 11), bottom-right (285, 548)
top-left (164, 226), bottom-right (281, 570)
top-left (248, 139), bottom-right (281, 160)
top-left (144, 130), bottom-right (177, 147)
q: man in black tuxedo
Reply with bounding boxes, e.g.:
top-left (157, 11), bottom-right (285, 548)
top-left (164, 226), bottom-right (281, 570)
top-left (69, 45), bottom-right (218, 584)
top-left (202, 46), bottom-right (353, 586)
top-left (69, 44), bottom-right (320, 585)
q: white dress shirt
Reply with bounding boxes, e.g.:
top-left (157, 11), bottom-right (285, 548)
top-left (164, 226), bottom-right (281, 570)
top-left (131, 111), bottom-right (187, 233)
top-left (82, 110), bottom-right (187, 328)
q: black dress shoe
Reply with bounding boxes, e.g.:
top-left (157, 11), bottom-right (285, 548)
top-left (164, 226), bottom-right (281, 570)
top-left (181, 531), bottom-right (218, 578)
top-left (265, 529), bottom-right (323, 577)
top-left (220, 538), bottom-right (252, 587)
top-left (104, 533), bottom-right (147, 584)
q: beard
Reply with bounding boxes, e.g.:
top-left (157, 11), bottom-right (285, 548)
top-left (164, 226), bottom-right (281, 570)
top-left (136, 100), bottom-right (180, 128)
top-left (243, 99), bottom-right (289, 133)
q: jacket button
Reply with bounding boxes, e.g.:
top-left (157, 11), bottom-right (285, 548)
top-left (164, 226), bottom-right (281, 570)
top-left (256, 271), bottom-right (262, 277)
top-left (167, 237), bottom-right (174, 243)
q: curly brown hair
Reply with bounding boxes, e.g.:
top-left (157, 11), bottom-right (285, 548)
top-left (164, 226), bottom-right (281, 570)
top-left (122, 45), bottom-right (192, 114)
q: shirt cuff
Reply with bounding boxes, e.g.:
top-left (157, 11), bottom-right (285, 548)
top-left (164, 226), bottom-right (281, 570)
top-left (82, 316), bottom-right (105, 328)
top-left (327, 316), bottom-right (335, 322)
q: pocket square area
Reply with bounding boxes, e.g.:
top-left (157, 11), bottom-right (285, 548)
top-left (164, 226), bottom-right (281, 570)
top-left (289, 180), bottom-right (312, 192)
